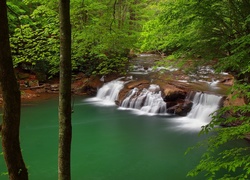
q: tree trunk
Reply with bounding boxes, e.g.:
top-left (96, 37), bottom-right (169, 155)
top-left (58, 0), bottom-right (72, 180)
top-left (0, 1), bottom-right (28, 180)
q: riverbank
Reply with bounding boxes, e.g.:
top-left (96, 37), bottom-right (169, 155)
top-left (21, 91), bottom-right (59, 104)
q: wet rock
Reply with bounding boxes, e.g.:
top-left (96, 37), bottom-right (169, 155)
top-left (164, 91), bottom-right (186, 102)
top-left (167, 101), bottom-right (178, 108)
top-left (117, 80), bottom-right (150, 104)
top-left (157, 83), bottom-right (192, 115)
top-left (126, 80), bottom-right (150, 89)
top-left (161, 84), bottom-right (187, 102)
top-left (219, 75), bottom-right (234, 86)
top-left (71, 78), bottom-right (88, 94)
top-left (178, 101), bottom-right (193, 116)
top-left (79, 76), bottom-right (103, 95)
top-left (167, 100), bottom-right (193, 116)
top-left (118, 88), bottom-right (131, 105)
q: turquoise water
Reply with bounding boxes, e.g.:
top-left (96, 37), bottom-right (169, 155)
top-left (0, 96), bottom-right (207, 179)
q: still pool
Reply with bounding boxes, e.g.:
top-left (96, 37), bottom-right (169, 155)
top-left (0, 96), bottom-right (207, 179)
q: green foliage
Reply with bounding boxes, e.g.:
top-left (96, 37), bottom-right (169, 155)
top-left (9, 3), bottom-right (60, 76)
top-left (216, 33), bottom-right (250, 77)
top-left (7, 0), bottom-right (28, 33)
top-left (94, 55), bottom-right (129, 75)
top-left (8, 0), bottom-right (147, 78)
top-left (188, 106), bottom-right (250, 179)
top-left (71, 0), bottom-right (143, 76)
top-left (140, 0), bottom-right (250, 70)
top-left (138, 1), bottom-right (167, 53)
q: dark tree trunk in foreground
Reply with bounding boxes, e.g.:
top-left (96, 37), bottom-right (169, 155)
top-left (0, 1), bottom-right (28, 180)
top-left (58, 0), bottom-right (72, 179)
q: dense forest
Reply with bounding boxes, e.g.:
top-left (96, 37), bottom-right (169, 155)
top-left (7, 0), bottom-right (149, 77)
top-left (1, 0), bottom-right (250, 179)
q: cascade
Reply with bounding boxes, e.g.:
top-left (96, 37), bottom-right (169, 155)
top-left (187, 91), bottom-right (222, 122)
top-left (173, 91), bottom-right (222, 130)
top-left (121, 88), bottom-right (139, 108)
top-left (94, 80), bottom-right (167, 114)
top-left (92, 79), bottom-right (223, 130)
top-left (120, 84), bottom-right (167, 114)
top-left (95, 80), bottom-right (124, 104)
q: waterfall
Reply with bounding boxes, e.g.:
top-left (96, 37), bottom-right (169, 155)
top-left (173, 91), bottom-right (222, 130)
top-left (89, 79), bottom-right (222, 130)
top-left (94, 80), bottom-right (124, 105)
top-left (88, 80), bottom-right (166, 113)
top-left (120, 84), bottom-right (167, 114)
top-left (121, 88), bottom-right (139, 107)
top-left (187, 92), bottom-right (222, 121)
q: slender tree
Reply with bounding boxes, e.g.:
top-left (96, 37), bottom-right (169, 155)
top-left (58, 0), bottom-right (72, 179)
top-left (0, 0), bottom-right (28, 179)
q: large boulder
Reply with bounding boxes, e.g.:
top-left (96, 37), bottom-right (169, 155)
top-left (161, 84), bottom-right (187, 103)
top-left (79, 76), bottom-right (103, 95)
top-left (166, 100), bottom-right (193, 116)
top-left (160, 83), bottom-right (192, 115)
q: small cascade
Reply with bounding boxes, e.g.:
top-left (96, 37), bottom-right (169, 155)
top-left (121, 88), bottom-right (139, 107)
top-left (120, 84), bottom-right (167, 114)
top-left (187, 91), bottom-right (222, 122)
top-left (173, 91), bottom-right (222, 130)
top-left (96, 80), bottom-right (124, 104)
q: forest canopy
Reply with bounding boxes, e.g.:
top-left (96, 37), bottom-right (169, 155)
top-left (7, 0), bottom-right (150, 78)
top-left (7, 0), bottom-right (250, 81)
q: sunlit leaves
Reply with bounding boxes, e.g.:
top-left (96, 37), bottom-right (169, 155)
top-left (188, 145), bottom-right (250, 180)
top-left (9, 3), bottom-right (60, 76)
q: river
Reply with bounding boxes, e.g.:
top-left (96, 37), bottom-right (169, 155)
top-left (0, 95), bottom-right (209, 180)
